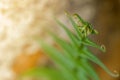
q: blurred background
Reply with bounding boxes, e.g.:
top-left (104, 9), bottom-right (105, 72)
top-left (92, 0), bottom-right (120, 80)
top-left (0, 0), bottom-right (120, 80)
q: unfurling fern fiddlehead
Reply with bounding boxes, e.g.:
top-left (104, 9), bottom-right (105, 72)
top-left (21, 13), bottom-right (119, 80)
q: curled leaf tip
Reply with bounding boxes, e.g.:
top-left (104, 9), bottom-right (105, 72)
top-left (93, 29), bottom-right (99, 34)
top-left (112, 70), bottom-right (119, 77)
top-left (73, 13), bottom-right (78, 17)
top-left (100, 45), bottom-right (106, 52)
top-left (105, 69), bottom-right (119, 78)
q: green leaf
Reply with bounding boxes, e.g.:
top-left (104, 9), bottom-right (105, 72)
top-left (77, 68), bottom-right (88, 80)
top-left (38, 39), bottom-right (77, 80)
top-left (56, 19), bottom-right (79, 48)
top-left (38, 39), bottom-right (74, 70)
top-left (73, 13), bottom-right (86, 25)
top-left (23, 13), bottom-right (119, 80)
top-left (80, 60), bottom-right (100, 80)
top-left (21, 67), bottom-right (64, 80)
top-left (83, 50), bottom-right (119, 77)
top-left (65, 12), bottom-right (82, 40)
top-left (49, 31), bottom-right (78, 58)
top-left (82, 38), bottom-right (106, 52)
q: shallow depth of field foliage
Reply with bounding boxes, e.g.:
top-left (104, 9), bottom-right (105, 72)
top-left (21, 13), bottom-right (119, 80)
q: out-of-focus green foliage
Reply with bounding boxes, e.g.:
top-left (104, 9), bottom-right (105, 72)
top-left (21, 13), bottom-right (119, 80)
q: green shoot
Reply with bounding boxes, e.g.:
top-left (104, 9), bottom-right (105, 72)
top-left (21, 13), bottom-right (119, 80)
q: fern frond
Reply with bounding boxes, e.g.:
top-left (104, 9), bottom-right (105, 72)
top-left (21, 13), bottom-right (119, 80)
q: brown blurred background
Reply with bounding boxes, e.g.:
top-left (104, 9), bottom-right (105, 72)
top-left (92, 0), bottom-right (120, 80)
